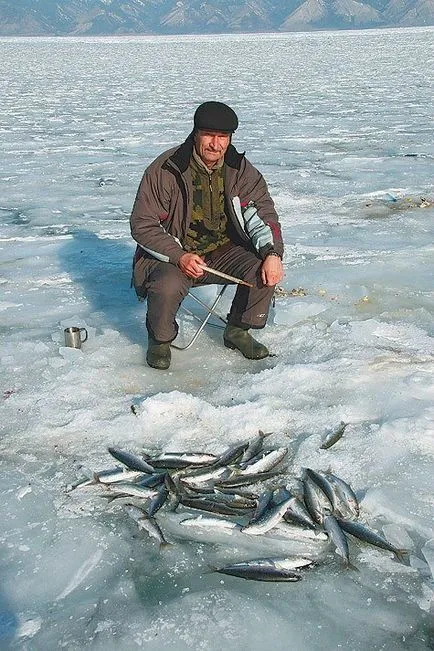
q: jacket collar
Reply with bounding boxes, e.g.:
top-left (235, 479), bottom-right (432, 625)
top-left (169, 132), bottom-right (245, 173)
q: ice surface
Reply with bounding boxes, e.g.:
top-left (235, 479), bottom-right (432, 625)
top-left (0, 27), bottom-right (433, 650)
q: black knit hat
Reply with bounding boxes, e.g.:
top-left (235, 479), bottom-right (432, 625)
top-left (194, 101), bottom-right (238, 134)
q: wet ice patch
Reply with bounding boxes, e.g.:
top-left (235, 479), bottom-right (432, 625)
top-left (15, 616), bottom-right (42, 639)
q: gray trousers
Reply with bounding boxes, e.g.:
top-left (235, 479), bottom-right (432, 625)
top-left (144, 244), bottom-right (275, 343)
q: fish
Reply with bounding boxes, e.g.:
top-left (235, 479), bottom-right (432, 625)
top-left (181, 490), bottom-right (253, 511)
top-left (320, 421), bottom-right (348, 450)
top-left (216, 486), bottom-right (259, 501)
top-left (211, 563), bottom-right (302, 582)
top-left (105, 482), bottom-right (159, 499)
top-left (213, 489), bottom-right (257, 509)
top-left (239, 448), bottom-right (288, 475)
top-left (148, 452), bottom-right (218, 469)
top-left (271, 486), bottom-right (292, 505)
top-left (123, 504), bottom-right (170, 548)
top-left (302, 476), bottom-right (333, 524)
top-left (211, 442), bottom-right (249, 467)
top-left (266, 557), bottom-right (315, 570)
top-left (147, 485), bottom-right (169, 517)
top-left (179, 497), bottom-right (245, 517)
top-left (241, 497), bottom-right (293, 535)
top-left (323, 515), bottom-right (352, 568)
top-left (180, 516), bottom-right (242, 531)
top-left (303, 468), bottom-right (338, 512)
top-left (267, 522), bottom-right (328, 541)
top-left (136, 473), bottom-right (167, 489)
top-left (249, 488), bottom-right (274, 523)
top-left (220, 557), bottom-right (314, 571)
top-left (282, 496), bottom-right (317, 530)
top-left (95, 469), bottom-right (148, 484)
top-left (67, 466), bottom-right (145, 491)
top-left (323, 472), bottom-right (360, 519)
top-left (216, 469), bottom-right (283, 488)
top-left (205, 492), bottom-right (256, 511)
top-left (177, 465), bottom-right (233, 489)
top-left (108, 447), bottom-right (156, 474)
top-left (240, 430), bottom-right (273, 464)
top-left (177, 482), bottom-right (216, 496)
top-left (336, 518), bottom-right (408, 562)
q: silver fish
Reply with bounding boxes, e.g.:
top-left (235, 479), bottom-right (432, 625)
top-left (323, 472), bottom-right (360, 518)
top-left (282, 496), bottom-right (317, 530)
top-left (68, 466), bottom-right (145, 490)
top-left (267, 557), bottom-right (314, 570)
top-left (177, 482), bottom-right (216, 496)
top-left (320, 421), bottom-right (348, 449)
top-left (249, 488), bottom-right (274, 523)
top-left (212, 563), bottom-right (302, 582)
top-left (267, 522), bottom-right (328, 541)
top-left (147, 485), bottom-right (169, 517)
top-left (323, 515), bottom-right (351, 567)
top-left (124, 504), bottom-right (170, 548)
top-left (180, 516), bottom-right (241, 530)
top-left (272, 486), bottom-right (292, 505)
top-left (213, 489), bottom-right (257, 509)
top-left (224, 557), bottom-right (314, 571)
top-left (216, 487), bottom-right (259, 500)
top-left (302, 476), bottom-right (333, 524)
top-left (212, 442), bottom-right (249, 467)
top-left (216, 469), bottom-right (283, 488)
top-left (136, 473), bottom-right (166, 489)
top-left (108, 447), bottom-right (156, 474)
top-left (179, 497), bottom-right (243, 517)
top-left (106, 482), bottom-right (159, 499)
top-left (96, 469), bottom-right (147, 484)
top-left (178, 465), bottom-right (232, 488)
top-left (149, 452), bottom-right (218, 469)
top-left (240, 430), bottom-right (273, 464)
top-left (205, 493), bottom-right (255, 511)
top-left (303, 468), bottom-right (338, 512)
top-left (240, 447), bottom-right (288, 475)
top-left (241, 497), bottom-right (293, 535)
top-left (336, 518), bottom-right (408, 562)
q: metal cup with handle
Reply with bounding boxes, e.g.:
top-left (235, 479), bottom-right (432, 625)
top-left (64, 327), bottom-right (88, 349)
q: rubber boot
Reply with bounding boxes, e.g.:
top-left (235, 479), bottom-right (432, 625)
top-left (223, 324), bottom-right (269, 360)
top-left (146, 337), bottom-right (171, 370)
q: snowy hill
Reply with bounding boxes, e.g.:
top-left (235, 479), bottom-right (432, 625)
top-left (0, 0), bottom-right (433, 35)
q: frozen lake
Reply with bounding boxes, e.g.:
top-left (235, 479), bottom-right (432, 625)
top-left (0, 27), bottom-right (433, 650)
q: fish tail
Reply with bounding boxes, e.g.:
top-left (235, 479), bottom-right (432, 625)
top-left (394, 549), bottom-right (409, 564)
top-left (159, 541), bottom-right (173, 551)
top-left (344, 560), bottom-right (360, 572)
top-left (100, 494), bottom-right (120, 504)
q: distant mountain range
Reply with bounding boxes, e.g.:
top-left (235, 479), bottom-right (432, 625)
top-left (0, 0), bottom-right (433, 36)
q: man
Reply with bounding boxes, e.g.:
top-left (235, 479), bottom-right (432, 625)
top-left (130, 101), bottom-right (284, 370)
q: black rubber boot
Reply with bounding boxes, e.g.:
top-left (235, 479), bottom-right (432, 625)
top-left (223, 325), bottom-right (269, 360)
top-left (146, 337), bottom-right (171, 370)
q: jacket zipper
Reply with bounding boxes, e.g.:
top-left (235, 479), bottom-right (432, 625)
top-left (208, 173), bottom-right (214, 222)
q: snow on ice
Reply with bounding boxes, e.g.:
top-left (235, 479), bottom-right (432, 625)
top-left (0, 28), bottom-right (433, 650)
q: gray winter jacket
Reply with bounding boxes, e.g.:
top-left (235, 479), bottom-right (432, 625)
top-left (130, 134), bottom-right (283, 295)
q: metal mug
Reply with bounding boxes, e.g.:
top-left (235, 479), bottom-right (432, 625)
top-left (64, 327), bottom-right (88, 349)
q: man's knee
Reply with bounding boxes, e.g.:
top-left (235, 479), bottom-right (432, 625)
top-left (147, 264), bottom-right (190, 299)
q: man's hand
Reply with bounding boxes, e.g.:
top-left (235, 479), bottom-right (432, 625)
top-left (178, 252), bottom-right (205, 279)
top-left (261, 254), bottom-right (284, 287)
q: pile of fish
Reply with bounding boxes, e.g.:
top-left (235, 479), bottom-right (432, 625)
top-left (69, 430), bottom-right (408, 582)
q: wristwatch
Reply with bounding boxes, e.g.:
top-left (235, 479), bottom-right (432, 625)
top-left (266, 251), bottom-right (282, 260)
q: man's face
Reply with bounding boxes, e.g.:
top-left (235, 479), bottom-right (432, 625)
top-left (194, 130), bottom-right (231, 168)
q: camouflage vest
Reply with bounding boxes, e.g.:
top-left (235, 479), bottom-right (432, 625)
top-left (183, 154), bottom-right (230, 256)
